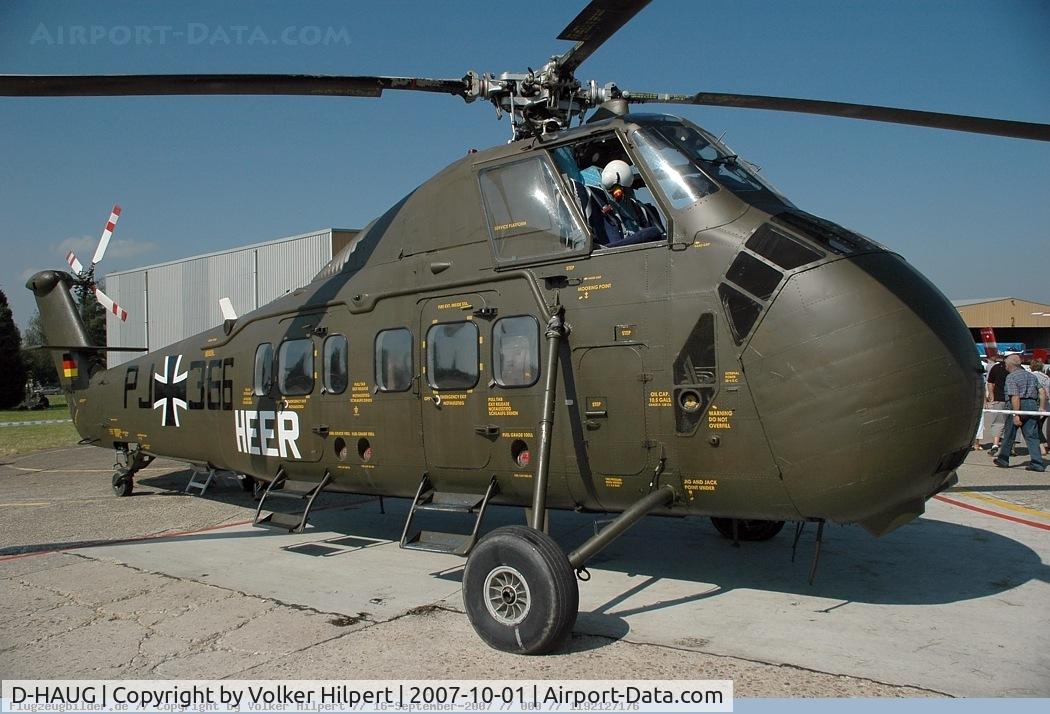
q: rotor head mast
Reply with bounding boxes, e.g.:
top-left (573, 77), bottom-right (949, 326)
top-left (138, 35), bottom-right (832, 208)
top-left (464, 65), bottom-right (621, 140)
top-left (474, 0), bottom-right (650, 139)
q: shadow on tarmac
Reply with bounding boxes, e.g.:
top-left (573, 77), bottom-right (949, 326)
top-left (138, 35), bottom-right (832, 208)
top-left (13, 468), bottom-right (1049, 649)
top-left (69, 494), bottom-right (1050, 604)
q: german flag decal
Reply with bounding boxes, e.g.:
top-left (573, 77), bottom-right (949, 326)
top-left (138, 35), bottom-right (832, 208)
top-left (62, 353), bottom-right (78, 379)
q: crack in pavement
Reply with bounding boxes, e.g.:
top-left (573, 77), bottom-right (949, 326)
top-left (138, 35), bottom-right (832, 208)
top-left (2, 552), bottom-right (945, 695)
top-left (80, 553), bottom-right (376, 621)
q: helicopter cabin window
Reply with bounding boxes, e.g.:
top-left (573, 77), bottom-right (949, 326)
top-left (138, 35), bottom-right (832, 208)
top-left (323, 335), bottom-right (348, 394)
top-left (278, 339), bottom-right (314, 396)
top-left (479, 156), bottom-right (588, 263)
top-left (375, 328), bottom-right (413, 392)
top-left (491, 315), bottom-right (540, 387)
top-left (426, 321), bottom-right (479, 390)
top-left (253, 343), bottom-right (273, 396)
top-left (718, 283), bottom-right (763, 345)
top-left (745, 223), bottom-right (823, 270)
top-left (726, 252), bottom-right (783, 301)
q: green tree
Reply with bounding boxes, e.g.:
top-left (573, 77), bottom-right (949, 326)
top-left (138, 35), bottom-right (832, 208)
top-left (21, 310), bottom-right (58, 387)
top-left (0, 288), bottom-right (29, 408)
top-left (78, 284), bottom-right (106, 347)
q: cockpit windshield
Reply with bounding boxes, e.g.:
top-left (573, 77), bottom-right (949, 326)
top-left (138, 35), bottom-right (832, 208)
top-left (631, 119), bottom-right (793, 213)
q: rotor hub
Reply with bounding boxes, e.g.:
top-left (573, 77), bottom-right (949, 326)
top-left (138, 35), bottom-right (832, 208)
top-left (465, 64), bottom-right (621, 139)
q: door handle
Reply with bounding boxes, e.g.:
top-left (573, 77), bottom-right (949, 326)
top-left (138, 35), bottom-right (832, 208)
top-left (584, 409), bottom-right (608, 418)
top-left (312, 425), bottom-right (329, 437)
top-left (430, 394), bottom-right (442, 407)
top-left (474, 424), bottom-right (500, 437)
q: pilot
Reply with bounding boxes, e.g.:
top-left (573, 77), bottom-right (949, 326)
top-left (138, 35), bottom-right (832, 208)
top-left (552, 148), bottom-right (664, 249)
top-left (597, 159), bottom-right (664, 248)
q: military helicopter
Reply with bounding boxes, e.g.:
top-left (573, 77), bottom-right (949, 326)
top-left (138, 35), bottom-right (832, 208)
top-left (7, 0), bottom-right (1050, 655)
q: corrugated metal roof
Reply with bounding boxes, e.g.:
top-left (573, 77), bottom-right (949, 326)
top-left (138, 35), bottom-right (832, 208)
top-left (951, 297), bottom-right (1013, 307)
top-left (952, 297), bottom-right (1050, 309)
top-left (105, 228), bottom-right (354, 277)
top-left (952, 297), bottom-right (1050, 330)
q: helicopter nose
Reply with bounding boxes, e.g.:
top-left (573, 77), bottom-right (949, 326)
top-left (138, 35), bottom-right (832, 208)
top-left (741, 251), bottom-right (983, 536)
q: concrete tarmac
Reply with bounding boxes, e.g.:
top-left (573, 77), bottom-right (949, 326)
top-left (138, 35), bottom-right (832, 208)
top-left (0, 445), bottom-right (1048, 697)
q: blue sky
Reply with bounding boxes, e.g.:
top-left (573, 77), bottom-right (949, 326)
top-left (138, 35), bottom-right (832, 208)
top-left (1, 0), bottom-right (1048, 330)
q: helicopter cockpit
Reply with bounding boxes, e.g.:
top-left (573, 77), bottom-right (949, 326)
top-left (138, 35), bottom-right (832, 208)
top-left (477, 130), bottom-right (671, 264)
top-left (477, 115), bottom-right (802, 267)
top-left (550, 135), bottom-right (667, 249)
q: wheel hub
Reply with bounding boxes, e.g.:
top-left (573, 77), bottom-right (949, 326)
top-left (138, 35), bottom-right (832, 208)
top-left (484, 565), bottom-right (531, 625)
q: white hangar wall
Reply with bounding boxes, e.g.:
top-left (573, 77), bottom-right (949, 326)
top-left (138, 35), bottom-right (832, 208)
top-left (105, 228), bottom-right (358, 367)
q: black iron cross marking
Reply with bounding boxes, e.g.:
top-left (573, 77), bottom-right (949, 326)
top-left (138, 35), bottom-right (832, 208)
top-left (153, 355), bottom-right (188, 427)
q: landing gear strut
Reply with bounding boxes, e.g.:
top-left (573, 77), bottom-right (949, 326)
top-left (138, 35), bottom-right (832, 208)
top-left (111, 447), bottom-right (153, 498)
top-left (462, 301), bottom-right (677, 654)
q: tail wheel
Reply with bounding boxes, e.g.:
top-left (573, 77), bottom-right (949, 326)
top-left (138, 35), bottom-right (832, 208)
top-left (463, 525), bottom-right (578, 654)
top-left (111, 469), bottom-right (133, 497)
top-left (711, 517), bottom-right (784, 541)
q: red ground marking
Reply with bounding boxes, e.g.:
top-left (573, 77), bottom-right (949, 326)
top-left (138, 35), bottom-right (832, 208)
top-left (934, 494), bottom-right (1050, 532)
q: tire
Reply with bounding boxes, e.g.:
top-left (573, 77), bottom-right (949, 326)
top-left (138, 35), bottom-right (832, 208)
top-left (710, 517), bottom-right (784, 541)
top-left (238, 474), bottom-right (256, 493)
top-left (112, 470), bottom-right (134, 497)
top-left (462, 525), bottom-right (578, 655)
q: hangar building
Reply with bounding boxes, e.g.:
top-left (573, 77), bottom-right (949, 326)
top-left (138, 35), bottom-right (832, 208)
top-left (105, 228), bottom-right (358, 367)
top-left (952, 297), bottom-right (1050, 352)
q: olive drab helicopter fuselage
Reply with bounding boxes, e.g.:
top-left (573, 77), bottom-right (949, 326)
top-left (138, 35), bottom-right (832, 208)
top-left (29, 110), bottom-right (981, 533)
top-left (12, 0), bottom-right (1049, 656)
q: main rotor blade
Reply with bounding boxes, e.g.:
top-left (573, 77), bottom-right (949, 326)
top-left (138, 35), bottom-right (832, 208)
top-left (557, 0), bottom-right (651, 74)
top-left (0, 74), bottom-right (469, 99)
top-left (621, 91), bottom-right (1050, 141)
top-left (92, 204), bottom-right (121, 266)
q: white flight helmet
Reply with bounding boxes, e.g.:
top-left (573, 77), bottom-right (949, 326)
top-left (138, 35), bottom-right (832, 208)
top-left (601, 159), bottom-right (634, 189)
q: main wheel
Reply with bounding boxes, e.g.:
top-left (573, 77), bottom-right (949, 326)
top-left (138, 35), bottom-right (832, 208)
top-left (462, 525), bottom-right (578, 655)
top-left (111, 469), bottom-right (134, 497)
top-left (710, 517), bottom-right (784, 541)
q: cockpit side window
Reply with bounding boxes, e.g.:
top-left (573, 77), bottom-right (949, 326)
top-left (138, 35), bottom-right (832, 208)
top-left (633, 121), bottom-right (793, 213)
top-left (631, 128), bottom-right (719, 210)
top-left (479, 156), bottom-right (588, 264)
